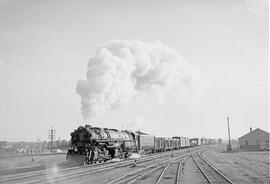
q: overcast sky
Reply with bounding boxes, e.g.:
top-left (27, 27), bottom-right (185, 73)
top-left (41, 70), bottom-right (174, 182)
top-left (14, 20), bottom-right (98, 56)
top-left (0, 0), bottom-right (268, 141)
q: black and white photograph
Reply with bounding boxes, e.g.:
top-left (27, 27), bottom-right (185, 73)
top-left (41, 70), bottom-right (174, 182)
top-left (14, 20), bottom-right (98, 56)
top-left (0, 0), bottom-right (269, 183)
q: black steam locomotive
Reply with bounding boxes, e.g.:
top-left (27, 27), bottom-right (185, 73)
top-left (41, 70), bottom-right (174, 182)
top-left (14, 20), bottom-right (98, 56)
top-left (67, 124), bottom-right (194, 165)
top-left (66, 125), bottom-right (137, 164)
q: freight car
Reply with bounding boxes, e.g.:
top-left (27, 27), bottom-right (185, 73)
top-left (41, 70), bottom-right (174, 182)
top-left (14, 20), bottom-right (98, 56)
top-left (165, 138), bottom-right (174, 151)
top-left (173, 136), bottom-right (190, 148)
top-left (190, 138), bottom-right (200, 146)
top-left (172, 137), bottom-right (180, 150)
top-left (185, 137), bottom-right (190, 147)
top-left (154, 137), bottom-right (165, 152)
top-left (136, 132), bottom-right (155, 154)
top-left (200, 137), bottom-right (208, 145)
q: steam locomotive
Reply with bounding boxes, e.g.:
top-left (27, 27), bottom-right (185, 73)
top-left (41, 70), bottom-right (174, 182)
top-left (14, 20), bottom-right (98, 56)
top-left (66, 125), bottom-right (137, 164)
top-left (67, 124), bottom-right (192, 164)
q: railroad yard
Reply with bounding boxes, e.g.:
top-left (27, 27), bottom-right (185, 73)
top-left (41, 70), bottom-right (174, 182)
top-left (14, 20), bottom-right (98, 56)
top-left (1, 0), bottom-right (268, 184)
top-left (0, 144), bottom-right (269, 184)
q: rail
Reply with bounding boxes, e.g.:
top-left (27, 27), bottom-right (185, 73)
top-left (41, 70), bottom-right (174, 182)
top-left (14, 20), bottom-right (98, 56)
top-left (192, 152), bottom-right (233, 184)
top-left (198, 152), bottom-right (233, 184)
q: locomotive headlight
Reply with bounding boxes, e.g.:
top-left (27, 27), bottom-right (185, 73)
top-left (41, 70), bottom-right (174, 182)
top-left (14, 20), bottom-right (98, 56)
top-left (74, 147), bottom-right (78, 152)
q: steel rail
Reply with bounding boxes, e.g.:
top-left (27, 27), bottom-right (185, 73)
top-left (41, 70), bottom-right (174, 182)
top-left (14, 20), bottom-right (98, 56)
top-left (175, 161), bottom-right (182, 184)
top-left (0, 149), bottom-right (180, 183)
top-left (0, 147), bottom-right (206, 184)
top-left (198, 152), bottom-right (233, 184)
top-left (108, 153), bottom-right (190, 184)
top-left (155, 155), bottom-right (188, 184)
top-left (24, 150), bottom-right (189, 184)
top-left (125, 163), bottom-right (167, 184)
top-left (25, 156), bottom-right (172, 184)
top-left (45, 148), bottom-right (205, 184)
top-left (107, 157), bottom-right (174, 184)
top-left (125, 155), bottom-right (186, 184)
top-left (0, 147), bottom-right (192, 183)
top-left (155, 160), bottom-right (173, 184)
top-left (175, 155), bottom-right (189, 184)
top-left (192, 154), bottom-right (212, 184)
top-left (114, 153), bottom-right (195, 184)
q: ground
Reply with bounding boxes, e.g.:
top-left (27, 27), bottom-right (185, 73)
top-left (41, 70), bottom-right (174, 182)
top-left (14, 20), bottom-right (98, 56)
top-left (202, 144), bottom-right (269, 184)
top-left (0, 145), bottom-right (269, 184)
top-left (0, 153), bottom-right (70, 175)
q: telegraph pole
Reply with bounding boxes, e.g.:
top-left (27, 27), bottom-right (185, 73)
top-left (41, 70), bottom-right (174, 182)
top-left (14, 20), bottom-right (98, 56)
top-left (36, 137), bottom-right (39, 153)
top-left (227, 117), bottom-right (232, 151)
top-left (48, 127), bottom-right (55, 153)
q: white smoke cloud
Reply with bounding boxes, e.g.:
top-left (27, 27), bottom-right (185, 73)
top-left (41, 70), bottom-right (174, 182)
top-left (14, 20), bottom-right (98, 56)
top-left (240, 0), bottom-right (268, 18)
top-left (76, 39), bottom-right (200, 119)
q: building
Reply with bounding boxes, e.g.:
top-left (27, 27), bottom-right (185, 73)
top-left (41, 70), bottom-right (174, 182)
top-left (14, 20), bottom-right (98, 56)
top-left (238, 128), bottom-right (269, 150)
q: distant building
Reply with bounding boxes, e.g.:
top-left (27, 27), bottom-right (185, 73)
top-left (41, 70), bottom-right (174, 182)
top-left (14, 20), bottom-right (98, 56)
top-left (238, 128), bottom-right (269, 150)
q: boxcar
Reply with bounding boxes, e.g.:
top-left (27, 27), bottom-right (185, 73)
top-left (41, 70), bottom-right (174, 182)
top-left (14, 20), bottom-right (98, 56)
top-left (200, 138), bottom-right (207, 145)
top-left (186, 137), bottom-right (190, 147)
top-left (169, 139), bottom-right (174, 149)
top-left (172, 137), bottom-right (181, 150)
top-left (165, 138), bottom-right (174, 150)
top-left (184, 137), bottom-right (188, 147)
top-left (179, 137), bottom-right (185, 148)
top-left (190, 138), bottom-right (200, 146)
top-left (137, 134), bottom-right (155, 153)
top-left (154, 137), bottom-right (165, 152)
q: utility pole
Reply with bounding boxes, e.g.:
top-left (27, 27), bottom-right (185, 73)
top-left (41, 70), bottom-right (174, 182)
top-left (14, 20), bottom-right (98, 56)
top-left (227, 117), bottom-right (232, 151)
top-left (36, 137), bottom-right (39, 153)
top-left (48, 127), bottom-right (55, 153)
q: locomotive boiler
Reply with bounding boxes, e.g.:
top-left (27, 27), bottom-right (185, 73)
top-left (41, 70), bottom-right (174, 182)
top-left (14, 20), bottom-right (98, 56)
top-left (66, 125), bottom-right (137, 164)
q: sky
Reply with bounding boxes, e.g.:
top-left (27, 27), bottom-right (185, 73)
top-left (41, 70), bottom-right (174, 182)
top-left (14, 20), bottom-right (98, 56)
top-left (0, 0), bottom-right (268, 141)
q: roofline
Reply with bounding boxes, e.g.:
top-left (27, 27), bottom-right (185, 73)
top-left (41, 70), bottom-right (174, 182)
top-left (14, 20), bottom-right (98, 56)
top-left (238, 128), bottom-right (270, 139)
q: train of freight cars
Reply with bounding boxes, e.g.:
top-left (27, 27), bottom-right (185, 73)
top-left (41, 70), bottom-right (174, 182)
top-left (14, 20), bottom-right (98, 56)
top-left (66, 125), bottom-right (190, 164)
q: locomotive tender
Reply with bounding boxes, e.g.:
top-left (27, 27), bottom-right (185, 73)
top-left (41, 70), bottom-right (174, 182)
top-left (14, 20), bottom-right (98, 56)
top-left (67, 124), bottom-right (191, 164)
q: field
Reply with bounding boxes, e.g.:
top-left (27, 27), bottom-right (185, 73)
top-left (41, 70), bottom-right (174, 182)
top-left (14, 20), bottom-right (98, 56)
top-left (0, 153), bottom-right (70, 175)
top-left (203, 145), bottom-right (270, 184)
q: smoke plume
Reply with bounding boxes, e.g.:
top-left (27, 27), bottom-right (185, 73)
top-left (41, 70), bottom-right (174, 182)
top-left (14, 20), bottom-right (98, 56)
top-left (76, 39), bottom-right (198, 119)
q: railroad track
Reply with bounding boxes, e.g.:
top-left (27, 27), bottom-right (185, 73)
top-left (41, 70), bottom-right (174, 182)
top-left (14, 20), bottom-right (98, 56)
top-left (0, 148), bottom-right (184, 181)
top-left (0, 148), bottom-right (196, 184)
top-left (107, 148), bottom-right (203, 184)
top-left (192, 151), bottom-right (233, 184)
top-left (52, 150), bottom-right (194, 184)
top-left (155, 155), bottom-right (188, 184)
top-left (42, 152), bottom-right (183, 184)
top-left (0, 155), bottom-right (163, 184)
top-left (107, 154), bottom-right (186, 184)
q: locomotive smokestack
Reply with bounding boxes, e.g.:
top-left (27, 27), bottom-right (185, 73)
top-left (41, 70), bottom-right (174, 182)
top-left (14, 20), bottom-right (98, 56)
top-left (76, 39), bottom-right (201, 119)
top-left (250, 127), bottom-right (252, 132)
